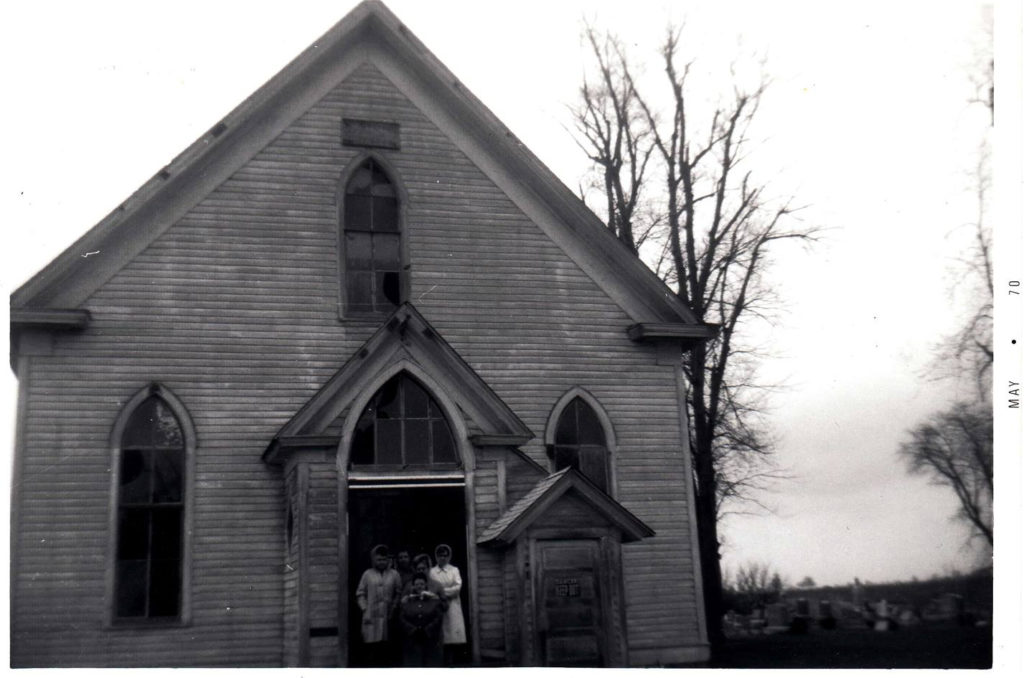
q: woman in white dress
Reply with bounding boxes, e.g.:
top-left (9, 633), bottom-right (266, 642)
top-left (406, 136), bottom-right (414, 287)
top-left (428, 543), bottom-right (466, 664)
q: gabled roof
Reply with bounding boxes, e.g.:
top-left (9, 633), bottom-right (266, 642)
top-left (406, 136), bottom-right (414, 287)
top-left (11, 0), bottom-right (706, 334)
top-left (263, 303), bottom-right (533, 464)
top-left (477, 468), bottom-right (655, 546)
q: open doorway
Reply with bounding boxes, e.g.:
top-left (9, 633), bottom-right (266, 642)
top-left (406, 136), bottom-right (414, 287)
top-left (347, 484), bottom-right (469, 667)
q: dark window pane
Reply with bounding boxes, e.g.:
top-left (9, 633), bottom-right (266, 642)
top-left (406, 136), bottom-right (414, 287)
top-left (404, 420), bottom-right (430, 464)
top-left (373, 233), bottom-right (401, 268)
top-left (352, 374), bottom-right (458, 468)
top-left (345, 194), bottom-right (373, 230)
top-left (122, 397), bottom-right (159, 448)
top-left (553, 446), bottom-right (579, 473)
top-left (151, 509), bottom-right (183, 560)
top-left (117, 509), bottom-right (151, 560)
top-left (378, 271), bottom-right (401, 307)
top-left (347, 271), bottom-right (373, 310)
top-left (369, 162), bottom-right (396, 197)
top-left (152, 451), bottom-right (183, 503)
top-left (432, 420), bottom-right (456, 464)
top-left (579, 447), bottom-right (609, 492)
top-left (346, 232), bottom-right (373, 270)
top-left (372, 196), bottom-right (399, 232)
top-left (119, 449), bottom-right (150, 503)
top-left (351, 412), bottom-right (375, 465)
top-left (555, 401), bottom-right (579, 445)
top-left (116, 560), bottom-right (148, 617)
top-left (575, 401), bottom-right (605, 445)
top-left (377, 420), bottom-right (402, 465)
top-left (152, 400), bottom-right (184, 448)
top-left (148, 559), bottom-right (182, 617)
top-left (375, 378), bottom-right (400, 419)
top-left (404, 379), bottom-right (430, 418)
top-left (347, 164), bottom-right (373, 194)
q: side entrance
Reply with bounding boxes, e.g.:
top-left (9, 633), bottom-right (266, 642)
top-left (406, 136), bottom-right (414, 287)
top-left (534, 539), bottom-right (608, 667)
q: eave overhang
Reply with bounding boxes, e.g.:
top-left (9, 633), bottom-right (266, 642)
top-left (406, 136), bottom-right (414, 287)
top-left (627, 321), bottom-right (719, 349)
top-left (262, 435), bottom-right (341, 465)
top-left (10, 308), bottom-right (92, 330)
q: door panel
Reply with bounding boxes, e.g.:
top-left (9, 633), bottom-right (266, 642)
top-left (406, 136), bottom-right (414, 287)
top-left (536, 540), bottom-right (604, 667)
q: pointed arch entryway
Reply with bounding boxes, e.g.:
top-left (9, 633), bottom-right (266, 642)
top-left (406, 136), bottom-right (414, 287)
top-left (263, 303), bottom-right (534, 667)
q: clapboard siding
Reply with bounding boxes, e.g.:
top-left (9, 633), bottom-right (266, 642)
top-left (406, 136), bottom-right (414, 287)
top-left (12, 59), bottom-right (701, 666)
top-left (471, 462), bottom-right (505, 654)
top-left (306, 461), bottom-right (339, 667)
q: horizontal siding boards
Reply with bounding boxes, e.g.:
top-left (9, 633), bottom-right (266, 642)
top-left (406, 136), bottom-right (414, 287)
top-left (306, 461), bottom-right (339, 667)
top-left (472, 462), bottom-right (506, 655)
top-left (14, 61), bottom-right (700, 665)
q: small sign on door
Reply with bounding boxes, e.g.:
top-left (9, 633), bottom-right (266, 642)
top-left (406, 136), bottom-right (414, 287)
top-left (554, 577), bottom-right (581, 597)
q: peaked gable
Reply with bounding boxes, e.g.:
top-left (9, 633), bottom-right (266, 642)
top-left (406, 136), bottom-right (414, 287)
top-left (478, 467), bottom-right (655, 546)
top-left (264, 303), bottom-right (533, 463)
top-left (12, 0), bottom-right (706, 335)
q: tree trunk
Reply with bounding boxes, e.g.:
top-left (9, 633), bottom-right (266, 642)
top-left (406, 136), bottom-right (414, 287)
top-left (687, 341), bottom-right (724, 652)
top-left (695, 453), bottom-right (724, 650)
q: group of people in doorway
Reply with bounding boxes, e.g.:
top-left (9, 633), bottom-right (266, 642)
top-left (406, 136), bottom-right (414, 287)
top-left (355, 543), bottom-right (466, 667)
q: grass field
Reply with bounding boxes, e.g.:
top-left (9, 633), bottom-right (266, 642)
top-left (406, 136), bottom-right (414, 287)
top-left (711, 624), bottom-right (992, 669)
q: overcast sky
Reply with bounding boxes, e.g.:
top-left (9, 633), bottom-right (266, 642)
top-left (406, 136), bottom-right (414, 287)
top-left (2, 0), bottom-right (1017, 608)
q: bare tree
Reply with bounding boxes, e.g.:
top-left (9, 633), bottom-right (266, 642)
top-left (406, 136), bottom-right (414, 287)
top-left (901, 22), bottom-right (993, 550)
top-left (940, 144), bottom-right (993, 401)
top-left (573, 27), bottom-right (816, 647)
top-left (899, 401), bottom-right (993, 546)
top-left (572, 26), bottom-right (657, 254)
top-left (723, 561), bottom-right (785, 614)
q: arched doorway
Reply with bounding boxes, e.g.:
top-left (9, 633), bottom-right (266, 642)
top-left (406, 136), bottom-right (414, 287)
top-left (343, 372), bottom-right (471, 667)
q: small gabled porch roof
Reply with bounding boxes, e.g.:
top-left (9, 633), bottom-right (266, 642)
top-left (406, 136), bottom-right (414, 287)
top-left (478, 468), bottom-right (655, 547)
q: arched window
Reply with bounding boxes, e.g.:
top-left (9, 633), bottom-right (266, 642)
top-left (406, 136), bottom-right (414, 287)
top-left (343, 157), bottom-right (402, 314)
top-left (350, 373), bottom-right (458, 468)
top-left (114, 393), bottom-right (188, 620)
top-left (552, 397), bottom-right (610, 492)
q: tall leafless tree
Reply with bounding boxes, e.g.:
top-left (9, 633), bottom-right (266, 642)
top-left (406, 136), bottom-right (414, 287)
top-left (900, 23), bottom-right (993, 550)
top-left (572, 27), bottom-right (657, 254)
top-left (573, 27), bottom-right (816, 647)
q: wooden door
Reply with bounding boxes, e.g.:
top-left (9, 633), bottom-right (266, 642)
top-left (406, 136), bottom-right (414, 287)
top-left (535, 540), bottom-right (605, 667)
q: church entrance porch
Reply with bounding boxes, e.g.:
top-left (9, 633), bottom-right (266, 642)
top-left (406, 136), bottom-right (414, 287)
top-left (346, 481), bottom-right (469, 667)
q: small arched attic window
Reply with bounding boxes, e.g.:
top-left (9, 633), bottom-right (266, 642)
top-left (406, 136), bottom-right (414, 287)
top-left (342, 157), bottom-right (403, 314)
top-left (552, 396), bottom-right (610, 493)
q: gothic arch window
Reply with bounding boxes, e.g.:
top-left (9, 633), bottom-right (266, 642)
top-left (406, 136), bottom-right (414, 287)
top-left (341, 156), bottom-right (403, 314)
top-left (350, 373), bottom-right (458, 468)
top-left (550, 395), bottom-right (611, 493)
top-left (110, 385), bottom-right (194, 623)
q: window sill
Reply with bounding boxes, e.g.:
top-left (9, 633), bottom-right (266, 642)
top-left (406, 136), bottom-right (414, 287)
top-left (108, 617), bottom-right (189, 630)
top-left (339, 310), bottom-right (396, 323)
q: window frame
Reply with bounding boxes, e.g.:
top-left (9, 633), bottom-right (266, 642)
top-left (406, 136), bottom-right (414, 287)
top-left (348, 372), bottom-right (461, 471)
top-left (545, 388), bottom-right (617, 497)
top-left (106, 383), bottom-right (196, 628)
top-left (337, 153), bottom-right (409, 319)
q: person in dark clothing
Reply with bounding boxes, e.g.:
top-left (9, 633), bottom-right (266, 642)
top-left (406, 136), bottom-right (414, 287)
top-left (402, 553), bottom-right (448, 611)
top-left (399, 573), bottom-right (444, 667)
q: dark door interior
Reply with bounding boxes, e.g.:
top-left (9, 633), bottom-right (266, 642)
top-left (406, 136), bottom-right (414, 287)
top-left (537, 539), bottom-right (605, 667)
top-left (347, 485), bottom-right (468, 666)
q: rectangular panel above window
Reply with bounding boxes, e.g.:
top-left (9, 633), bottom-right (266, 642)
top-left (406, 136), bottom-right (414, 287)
top-left (342, 118), bottom-right (401, 150)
